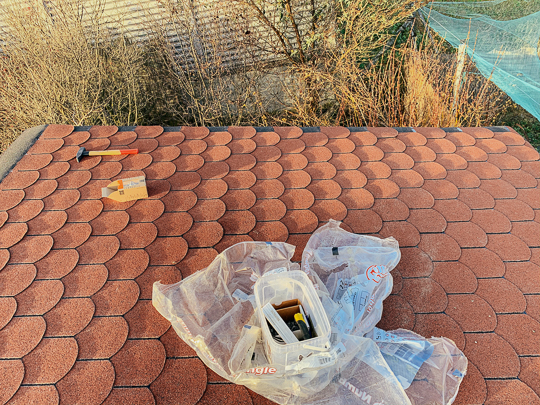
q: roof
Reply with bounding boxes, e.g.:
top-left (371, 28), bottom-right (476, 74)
top-left (0, 124), bottom-right (539, 405)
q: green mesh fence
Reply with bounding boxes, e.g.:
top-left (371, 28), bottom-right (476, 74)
top-left (423, 0), bottom-right (540, 121)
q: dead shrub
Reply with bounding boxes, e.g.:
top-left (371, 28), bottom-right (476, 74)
top-left (282, 19), bottom-right (508, 128)
top-left (0, 0), bottom-right (161, 151)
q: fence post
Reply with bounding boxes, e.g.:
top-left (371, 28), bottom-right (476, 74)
top-left (452, 42), bottom-right (467, 117)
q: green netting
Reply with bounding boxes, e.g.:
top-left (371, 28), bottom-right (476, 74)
top-left (423, 0), bottom-right (540, 121)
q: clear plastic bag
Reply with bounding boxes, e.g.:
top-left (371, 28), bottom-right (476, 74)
top-left (301, 219), bottom-right (401, 336)
top-left (152, 241), bottom-right (299, 376)
top-left (152, 222), bottom-right (467, 405)
top-left (366, 328), bottom-right (468, 405)
top-left (153, 240), bottom-right (412, 405)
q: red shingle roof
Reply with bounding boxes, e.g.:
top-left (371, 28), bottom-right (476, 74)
top-left (0, 125), bottom-right (539, 405)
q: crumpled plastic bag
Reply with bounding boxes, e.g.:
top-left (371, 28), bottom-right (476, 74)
top-left (301, 219), bottom-right (401, 336)
top-left (152, 241), bottom-right (299, 375)
top-left (153, 240), bottom-right (412, 405)
top-left (233, 333), bottom-right (412, 405)
top-left (152, 221), bottom-right (467, 405)
top-left (301, 220), bottom-right (467, 404)
top-left (366, 328), bottom-right (468, 405)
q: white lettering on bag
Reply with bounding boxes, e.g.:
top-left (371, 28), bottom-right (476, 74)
top-left (339, 378), bottom-right (375, 404)
top-left (245, 367), bottom-right (277, 376)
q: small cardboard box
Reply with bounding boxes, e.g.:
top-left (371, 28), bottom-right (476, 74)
top-left (101, 176), bottom-right (148, 202)
top-left (272, 299), bottom-right (313, 340)
top-left (272, 299), bottom-right (303, 321)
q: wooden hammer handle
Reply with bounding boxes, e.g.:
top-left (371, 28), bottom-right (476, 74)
top-left (88, 149), bottom-right (138, 156)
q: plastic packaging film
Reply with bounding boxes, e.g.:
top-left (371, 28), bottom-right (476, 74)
top-left (153, 220), bottom-right (467, 404)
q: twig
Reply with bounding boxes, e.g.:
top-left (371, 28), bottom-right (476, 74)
top-left (415, 10), bottom-right (435, 48)
top-left (236, 0), bottom-right (296, 64)
top-left (284, 0), bottom-right (305, 64)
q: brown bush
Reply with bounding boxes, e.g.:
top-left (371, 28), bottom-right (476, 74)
top-left (0, 0), bottom-right (163, 151)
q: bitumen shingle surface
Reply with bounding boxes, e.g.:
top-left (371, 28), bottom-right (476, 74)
top-left (0, 124), bottom-right (539, 405)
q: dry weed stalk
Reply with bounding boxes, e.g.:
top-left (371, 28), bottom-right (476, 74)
top-left (284, 22), bottom-right (508, 128)
top-left (139, 0), bottom-right (427, 127)
top-left (235, 0), bottom-right (424, 126)
top-left (141, 0), bottom-right (274, 127)
top-left (393, 36), bottom-right (507, 127)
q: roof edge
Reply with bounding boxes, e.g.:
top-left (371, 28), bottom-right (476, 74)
top-left (0, 125), bottom-right (47, 182)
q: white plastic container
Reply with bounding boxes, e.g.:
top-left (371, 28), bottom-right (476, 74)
top-left (254, 270), bottom-right (331, 368)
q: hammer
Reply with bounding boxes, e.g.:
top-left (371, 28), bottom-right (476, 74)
top-left (76, 147), bottom-right (138, 162)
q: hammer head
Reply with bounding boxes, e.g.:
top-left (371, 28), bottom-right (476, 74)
top-left (76, 147), bottom-right (86, 163)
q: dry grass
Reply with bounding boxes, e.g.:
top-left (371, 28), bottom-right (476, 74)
top-left (0, 0), bottom-right (512, 153)
top-left (140, 0), bottom-right (271, 127)
top-left (279, 16), bottom-right (508, 128)
top-left (0, 0), bottom-right (163, 151)
top-left (361, 37), bottom-right (510, 128)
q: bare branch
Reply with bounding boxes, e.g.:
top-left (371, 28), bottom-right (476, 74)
top-left (284, 0), bottom-right (305, 64)
top-left (235, 0), bottom-right (296, 64)
top-left (370, 19), bottom-right (413, 66)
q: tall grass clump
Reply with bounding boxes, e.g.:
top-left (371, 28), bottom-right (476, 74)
top-left (0, 0), bottom-right (162, 152)
top-left (271, 3), bottom-right (509, 127)
top-left (362, 35), bottom-right (509, 127)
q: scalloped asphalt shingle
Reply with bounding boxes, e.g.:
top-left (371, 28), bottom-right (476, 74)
top-left (0, 124), bottom-right (539, 405)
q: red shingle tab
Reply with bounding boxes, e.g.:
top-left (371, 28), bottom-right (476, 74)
top-left (371, 198), bottom-right (409, 221)
top-left (422, 179), bottom-right (459, 199)
top-left (486, 234), bottom-right (531, 261)
top-left (445, 222), bottom-right (488, 248)
top-left (22, 337), bottom-right (78, 384)
top-left (0, 317), bottom-right (46, 358)
top-left (407, 209), bottom-right (447, 233)
top-left (464, 334), bottom-right (519, 378)
top-left (93, 280), bottom-right (139, 316)
top-left (112, 339), bottom-right (166, 386)
top-left (431, 262), bottom-right (477, 293)
top-left (125, 300), bottom-right (171, 338)
top-left (5, 385), bottom-right (59, 405)
top-left (476, 279), bottom-right (527, 314)
top-left (414, 313), bottom-right (465, 350)
top-left (0, 297), bottom-right (16, 330)
top-left (77, 317), bottom-right (129, 359)
top-left (62, 264), bottom-right (108, 297)
top-left (150, 359), bottom-right (207, 405)
top-left (400, 278), bottom-right (447, 312)
top-left (398, 188), bottom-right (434, 208)
top-left (454, 362), bottom-right (487, 405)
top-left (379, 221), bottom-right (420, 247)
top-left (36, 249), bottom-right (79, 279)
top-left (0, 360), bottom-right (24, 404)
top-left (0, 223), bottom-right (27, 248)
top-left (15, 279), bottom-right (63, 315)
top-left (56, 360), bottom-right (115, 405)
top-left (89, 126), bottom-right (117, 138)
top-left (0, 264), bottom-right (36, 296)
top-left (396, 247), bottom-right (433, 278)
top-left (377, 295), bottom-right (415, 331)
top-left (377, 137), bottom-right (406, 152)
top-left (349, 131), bottom-right (377, 146)
top-left (485, 380), bottom-right (540, 405)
